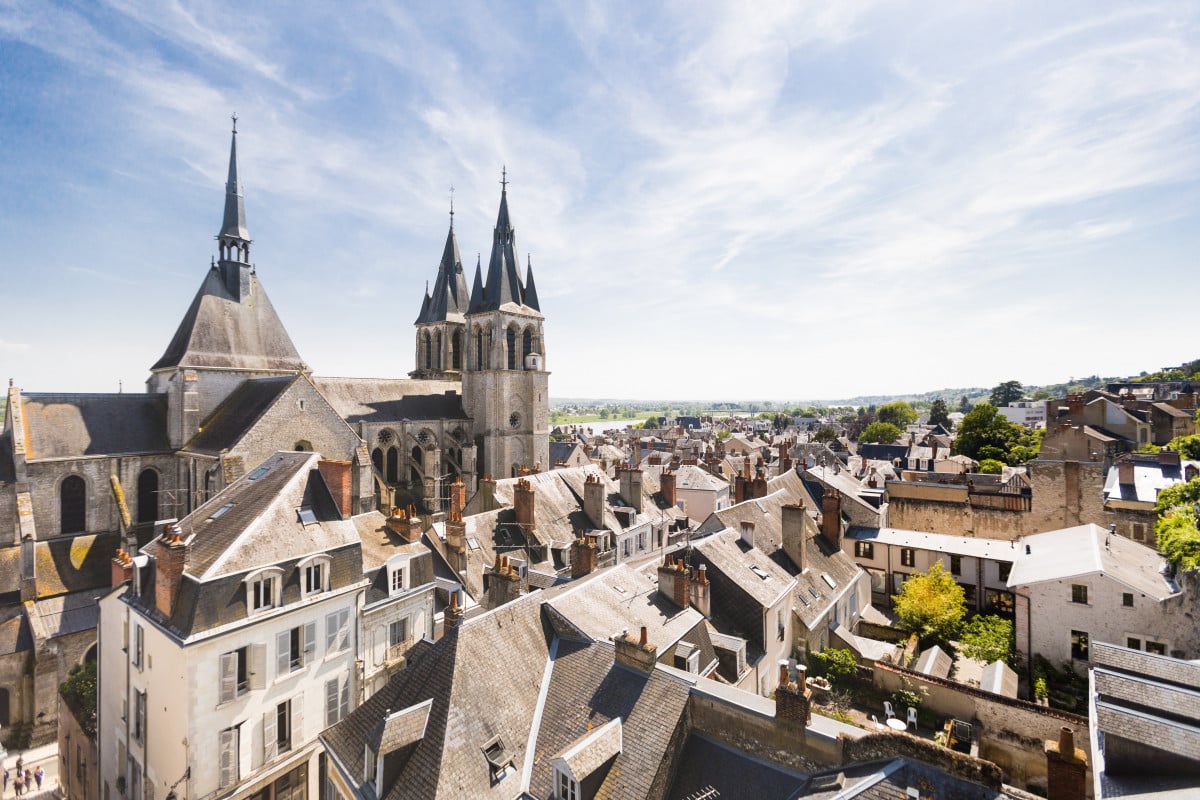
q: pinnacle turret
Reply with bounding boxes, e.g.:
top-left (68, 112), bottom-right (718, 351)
top-left (218, 114), bottom-right (250, 259)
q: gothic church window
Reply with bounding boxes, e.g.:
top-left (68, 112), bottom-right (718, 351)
top-left (423, 331), bottom-right (433, 370)
top-left (137, 468), bottom-right (159, 525)
top-left (452, 330), bottom-right (462, 369)
top-left (522, 328), bottom-right (533, 364)
top-left (61, 475), bottom-right (86, 534)
top-left (507, 327), bottom-right (518, 369)
top-left (386, 448), bottom-right (399, 484)
top-left (435, 330), bottom-right (443, 370)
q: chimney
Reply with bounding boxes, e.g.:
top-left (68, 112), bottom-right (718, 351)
top-left (449, 474), bottom-right (467, 517)
top-left (657, 555), bottom-right (691, 609)
top-left (478, 474), bottom-right (497, 512)
top-left (1159, 449), bottom-right (1181, 468)
top-left (583, 473), bottom-right (605, 528)
top-left (514, 477), bottom-right (536, 534)
top-left (740, 521), bottom-right (756, 549)
top-left (821, 489), bottom-right (842, 550)
top-left (445, 499), bottom-right (467, 576)
top-left (386, 506), bottom-right (422, 544)
top-left (571, 533), bottom-right (598, 579)
top-left (648, 452), bottom-right (662, 466)
top-left (443, 592), bottom-right (463, 632)
top-left (155, 525), bottom-right (189, 618)
top-left (1045, 726), bottom-right (1087, 800)
top-left (1067, 395), bottom-right (1085, 416)
top-left (318, 459), bottom-right (353, 518)
top-left (775, 659), bottom-right (812, 730)
top-left (111, 549), bottom-right (134, 587)
top-left (486, 555), bottom-right (522, 610)
top-left (751, 474), bottom-right (768, 500)
top-left (782, 504), bottom-right (806, 571)
top-left (619, 465), bottom-right (644, 513)
top-left (613, 627), bottom-right (657, 673)
top-left (931, 439), bottom-right (939, 459)
top-left (1117, 458), bottom-right (1135, 486)
top-left (688, 563), bottom-right (710, 617)
top-left (735, 474), bottom-right (747, 504)
top-left (661, 469), bottom-right (677, 507)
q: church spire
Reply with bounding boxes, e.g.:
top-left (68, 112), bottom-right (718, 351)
top-left (471, 167), bottom-right (527, 312)
top-left (524, 255), bottom-right (541, 311)
top-left (217, 114), bottom-right (250, 263)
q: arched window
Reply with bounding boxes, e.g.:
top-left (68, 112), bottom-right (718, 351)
top-left (522, 328), bottom-right (533, 365)
top-left (372, 448), bottom-right (384, 473)
top-left (435, 330), bottom-right (443, 370)
top-left (411, 446), bottom-right (423, 473)
top-left (423, 331), bottom-right (433, 370)
top-left (386, 447), bottom-right (399, 484)
top-left (0, 687), bottom-right (8, 727)
top-left (451, 330), bottom-right (462, 370)
top-left (136, 468), bottom-right (158, 525)
top-left (61, 475), bottom-right (86, 534)
top-left (475, 328), bottom-right (485, 370)
top-left (507, 327), bottom-right (518, 370)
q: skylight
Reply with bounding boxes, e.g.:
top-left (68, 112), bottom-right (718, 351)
top-left (247, 466), bottom-right (270, 481)
top-left (209, 503), bottom-right (234, 520)
top-left (808, 587), bottom-right (820, 599)
top-left (749, 565), bottom-right (770, 580)
top-left (297, 506), bottom-right (317, 525)
top-left (822, 573), bottom-right (837, 589)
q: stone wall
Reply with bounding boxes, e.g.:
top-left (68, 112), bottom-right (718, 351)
top-left (840, 731), bottom-right (1003, 789)
top-left (686, 692), bottom-right (839, 772)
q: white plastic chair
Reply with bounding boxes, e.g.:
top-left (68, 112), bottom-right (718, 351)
top-left (907, 706), bottom-right (918, 731)
top-left (884, 700), bottom-right (895, 719)
top-left (871, 714), bottom-right (885, 730)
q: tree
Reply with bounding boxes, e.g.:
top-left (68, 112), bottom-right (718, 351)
top-left (1167, 434), bottom-right (1200, 461)
top-left (1155, 477), bottom-right (1200, 570)
top-left (60, 660), bottom-right (97, 739)
top-left (643, 415), bottom-right (661, 429)
top-left (959, 615), bottom-right (1015, 666)
top-left (809, 648), bottom-right (859, 685)
top-left (813, 426), bottom-right (838, 443)
top-left (892, 563), bottom-right (966, 645)
top-left (958, 396), bottom-right (972, 414)
top-left (954, 403), bottom-right (1016, 462)
top-left (859, 421), bottom-right (902, 444)
top-left (978, 459), bottom-right (1005, 474)
top-left (928, 398), bottom-right (951, 428)
top-left (878, 401), bottom-right (918, 429)
top-left (989, 380), bottom-right (1024, 406)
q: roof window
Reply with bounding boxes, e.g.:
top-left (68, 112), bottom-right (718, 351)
top-left (297, 506), bottom-right (317, 525)
top-left (247, 466), bottom-right (270, 481)
top-left (749, 565), bottom-right (770, 580)
top-left (482, 735), bottom-right (513, 777)
top-left (822, 573), bottom-right (837, 589)
top-left (209, 503), bottom-right (234, 520)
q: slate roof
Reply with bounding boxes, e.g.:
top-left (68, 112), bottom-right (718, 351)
top-left (549, 440), bottom-right (588, 467)
top-left (468, 187), bottom-right (540, 315)
top-left (0, 613), bottom-right (33, 656)
top-left (23, 590), bottom-right (100, 641)
top-left (1007, 524), bottom-right (1178, 600)
top-left (666, 733), bottom-right (806, 800)
top-left (35, 532), bottom-right (122, 598)
top-left (795, 758), bottom-right (1019, 799)
top-left (219, 127), bottom-right (249, 241)
top-left (311, 377), bottom-right (468, 423)
top-left (847, 527), bottom-right (1018, 563)
top-left (181, 375), bottom-right (296, 455)
top-left (150, 267), bottom-right (307, 372)
top-left (20, 393), bottom-right (170, 458)
top-left (673, 464), bottom-right (729, 493)
top-left (415, 226), bottom-right (470, 324)
top-left (1103, 459), bottom-right (1197, 505)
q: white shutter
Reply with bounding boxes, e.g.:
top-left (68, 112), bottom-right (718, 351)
top-left (277, 630), bottom-right (291, 676)
top-left (263, 708), bottom-right (278, 761)
top-left (337, 610), bottom-right (350, 652)
top-left (219, 728), bottom-right (236, 788)
top-left (290, 692), bottom-right (304, 745)
top-left (219, 652), bottom-right (237, 704)
top-left (248, 644), bottom-right (266, 690)
top-left (325, 678), bottom-right (338, 727)
top-left (340, 676), bottom-right (350, 719)
top-left (303, 621), bottom-right (317, 665)
top-left (325, 612), bottom-right (337, 652)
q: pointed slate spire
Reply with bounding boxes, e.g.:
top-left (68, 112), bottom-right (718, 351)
top-left (219, 114), bottom-right (250, 243)
top-left (468, 255), bottom-right (484, 310)
top-left (474, 168), bottom-right (527, 312)
top-left (415, 282), bottom-right (432, 325)
top-left (524, 255), bottom-right (541, 312)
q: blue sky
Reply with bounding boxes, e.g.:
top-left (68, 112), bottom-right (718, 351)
top-left (2, 1), bottom-right (1198, 401)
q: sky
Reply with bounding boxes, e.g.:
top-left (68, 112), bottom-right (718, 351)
top-left (1, 2), bottom-right (1198, 402)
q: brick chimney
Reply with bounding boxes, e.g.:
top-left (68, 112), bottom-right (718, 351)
top-left (661, 469), bottom-right (677, 507)
top-left (583, 473), bottom-right (605, 528)
top-left (445, 497), bottom-right (467, 576)
top-left (782, 503), bottom-right (806, 571)
top-left (478, 474), bottom-right (497, 512)
top-left (1067, 395), bottom-right (1085, 416)
top-left (571, 533), bottom-right (597, 579)
top-left (318, 459), bottom-right (353, 518)
top-left (648, 452), bottom-right (662, 466)
top-left (486, 555), bottom-right (522, 609)
top-left (658, 555), bottom-right (690, 609)
top-left (774, 660), bottom-right (811, 730)
top-left (1117, 458), bottom-right (1135, 486)
top-left (155, 525), bottom-right (189, 618)
top-left (443, 591), bottom-right (463, 632)
top-left (735, 474), bottom-right (747, 504)
top-left (449, 474), bottom-right (467, 516)
top-left (613, 626), bottom-right (657, 673)
top-left (1045, 726), bottom-right (1087, 800)
top-left (821, 489), bottom-right (842, 549)
top-left (751, 473), bottom-right (768, 499)
top-left (619, 465), bottom-right (644, 513)
top-left (688, 563), bottom-right (710, 617)
top-left (386, 506), bottom-right (422, 543)
top-left (514, 477), bottom-right (536, 535)
top-left (111, 548), bottom-right (134, 587)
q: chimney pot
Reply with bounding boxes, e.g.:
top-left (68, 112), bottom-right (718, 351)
top-left (639, 626), bottom-right (648, 647)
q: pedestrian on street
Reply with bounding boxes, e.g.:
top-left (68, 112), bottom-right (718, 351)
top-left (4, 766), bottom-right (10, 795)
top-left (13, 773), bottom-right (23, 798)
top-left (33, 768), bottom-right (43, 791)
top-left (13, 757), bottom-right (21, 777)
top-left (23, 771), bottom-right (32, 793)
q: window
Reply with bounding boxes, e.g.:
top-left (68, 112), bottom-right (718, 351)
top-left (326, 608), bottom-right (351, 654)
top-left (364, 745), bottom-right (378, 785)
top-left (985, 589), bottom-right (1015, 618)
top-left (219, 728), bottom-right (239, 789)
top-left (276, 700), bottom-right (292, 754)
top-left (132, 690), bottom-right (146, 743)
top-left (1146, 641), bottom-right (1166, 655)
top-left (389, 618), bottom-right (410, 647)
top-left (325, 676), bottom-right (350, 727)
top-left (60, 475), bottom-right (86, 534)
top-left (388, 557), bottom-right (409, 596)
top-left (1127, 637), bottom-right (1141, 650)
top-left (1122, 593), bottom-right (1134, 608)
top-left (264, 695), bottom-right (302, 761)
top-left (297, 506), bottom-right (318, 525)
top-left (900, 548), bottom-right (915, 567)
top-left (557, 769), bottom-right (579, 800)
top-left (997, 562), bottom-right (1012, 582)
top-left (277, 623), bottom-right (316, 676)
top-left (482, 735), bottom-right (512, 778)
top-left (1071, 630), bottom-right (1089, 660)
top-left (210, 503), bottom-right (234, 520)
top-left (219, 645), bottom-right (264, 703)
top-left (136, 469), bottom-right (159, 525)
top-left (949, 555), bottom-right (962, 576)
top-left (854, 541), bottom-right (874, 559)
top-left (132, 624), bottom-right (144, 670)
top-left (301, 558), bottom-right (330, 597)
top-left (1071, 584), bottom-right (1088, 604)
top-left (248, 571), bottom-right (281, 614)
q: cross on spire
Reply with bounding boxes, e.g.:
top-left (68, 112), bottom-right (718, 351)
top-left (449, 185), bottom-right (455, 228)
top-left (500, 165), bottom-right (508, 191)
top-left (231, 112), bottom-right (238, 134)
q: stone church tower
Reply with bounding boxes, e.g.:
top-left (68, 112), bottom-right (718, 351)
top-left (461, 175), bottom-right (550, 477)
top-left (410, 206), bottom-right (469, 380)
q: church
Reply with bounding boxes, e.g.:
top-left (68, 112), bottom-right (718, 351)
top-left (0, 122), bottom-right (550, 742)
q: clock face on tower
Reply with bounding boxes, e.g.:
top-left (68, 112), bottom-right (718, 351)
top-left (509, 412), bottom-right (521, 429)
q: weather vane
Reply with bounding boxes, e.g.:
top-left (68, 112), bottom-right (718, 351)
top-left (231, 112), bottom-right (238, 133)
top-left (500, 165), bottom-right (508, 191)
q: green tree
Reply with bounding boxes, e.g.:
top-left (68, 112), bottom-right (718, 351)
top-left (810, 648), bottom-right (859, 685)
top-left (859, 421), bottom-right (902, 444)
top-left (978, 459), bottom-right (1005, 474)
top-left (1167, 434), bottom-right (1200, 461)
top-left (989, 380), bottom-right (1024, 406)
top-left (813, 427), bottom-right (838, 443)
top-left (928, 398), bottom-right (951, 428)
top-left (598, 408), bottom-right (610, 420)
top-left (1154, 477), bottom-right (1200, 570)
top-left (958, 396), bottom-right (972, 414)
top-left (60, 660), bottom-right (97, 739)
top-left (954, 403), bottom-right (1016, 462)
top-left (643, 415), bottom-right (661, 429)
top-left (878, 401), bottom-right (918, 429)
top-left (892, 563), bottom-right (966, 645)
top-left (959, 615), bottom-right (1015, 666)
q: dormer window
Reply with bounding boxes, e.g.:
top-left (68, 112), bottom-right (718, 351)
top-left (299, 555), bottom-right (331, 598)
top-left (246, 568), bottom-right (284, 615)
top-left (556, 769), bottom-right (579, 800)
top-left (297, 506), bottom-right (318, 525)
top-left (482, 735), bottom-right (513, 780)
top-left (387, 554), bottom-right (412, 596)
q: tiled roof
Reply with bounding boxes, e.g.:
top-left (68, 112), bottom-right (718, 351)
top-left (312, 377), bottom-right (468, 423)
top-left (21, 393), bottom-right (169, 458)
